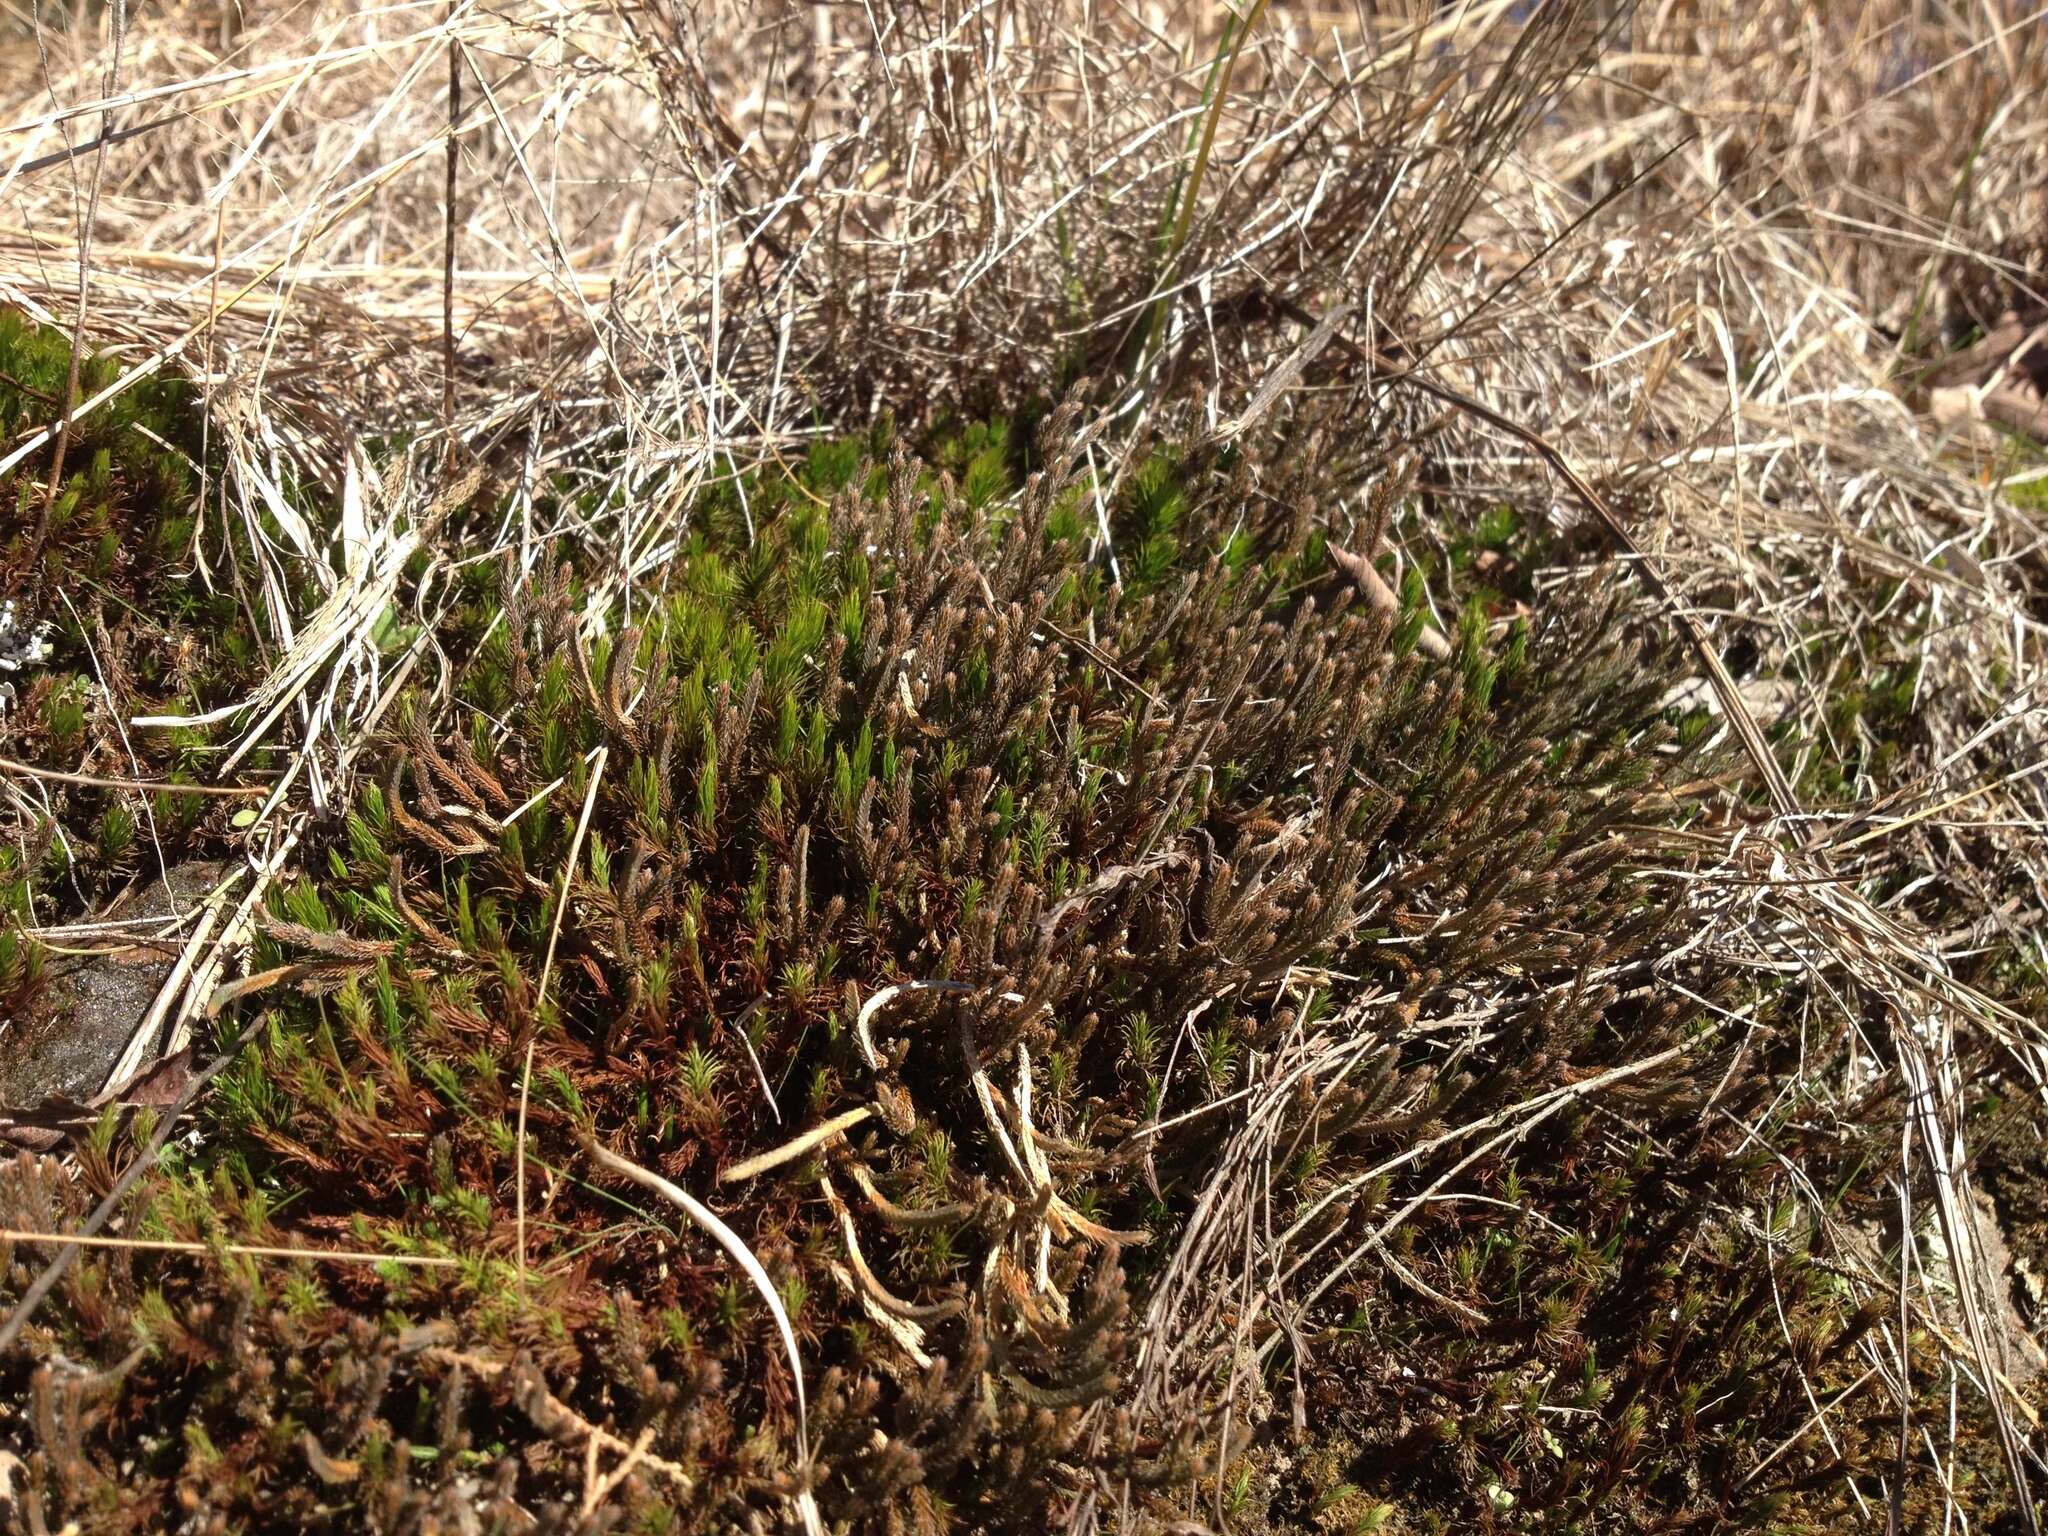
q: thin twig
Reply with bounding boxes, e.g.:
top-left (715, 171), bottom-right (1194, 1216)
top-left (441, 7), bottom-right (461, 431)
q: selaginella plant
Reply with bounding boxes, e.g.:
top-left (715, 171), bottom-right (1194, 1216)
top-left (0, 404), bottom-right (1923, 1532)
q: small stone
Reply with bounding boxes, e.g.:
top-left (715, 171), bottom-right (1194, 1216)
top-left (0, 862), bottom-right (225, 1109)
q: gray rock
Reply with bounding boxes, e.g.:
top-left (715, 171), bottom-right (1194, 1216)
top-left (0, 862), bottom-right (226, 1108)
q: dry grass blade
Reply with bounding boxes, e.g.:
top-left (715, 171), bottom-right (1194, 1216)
top-left (516, 741), bottom-right (607, 1285)
top-left (581, 1135), bottom-right (823, 1536)
top-left (0, 1231), bottom-right (459, 1267)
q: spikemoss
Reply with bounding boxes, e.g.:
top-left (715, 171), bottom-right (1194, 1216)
top-left (0, 406), bottom-right (1974, 1531)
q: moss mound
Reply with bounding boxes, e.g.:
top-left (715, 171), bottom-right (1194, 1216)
top-left (0, 413), bottom-right (1931, 1530)
top-left (0, 306), bottom-right (205, 605)
top-left (0, 310), bottom-right (281, 1032)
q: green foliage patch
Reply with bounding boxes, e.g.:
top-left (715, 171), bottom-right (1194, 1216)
top-left (0, 409), bottom-right (1937, 1531)
top-left (0, 309), bottom-right (285, 1023)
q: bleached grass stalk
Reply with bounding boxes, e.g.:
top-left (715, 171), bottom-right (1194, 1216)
top-left (515, 741), bottom-right (607, 1286)
top-left (582, 1135), bottom-right (825, 1536)
top-left (0, 1231), bottom-right (460, 1267)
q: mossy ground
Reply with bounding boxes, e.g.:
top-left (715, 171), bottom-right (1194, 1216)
top-left (0, 339), bottom-right (2041, 1531)
top-left (0, 308), bottom-right (292, 1031)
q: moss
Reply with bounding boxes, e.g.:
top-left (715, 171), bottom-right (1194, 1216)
top-left (0, 308), bottom-right (201, 592)
top-left (0, 310), bottom-right (310, 1034)
top-left (0, 407), bottom-right (1971, 1531)
top-left (1994, 432), bottom-right (2048, 516)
